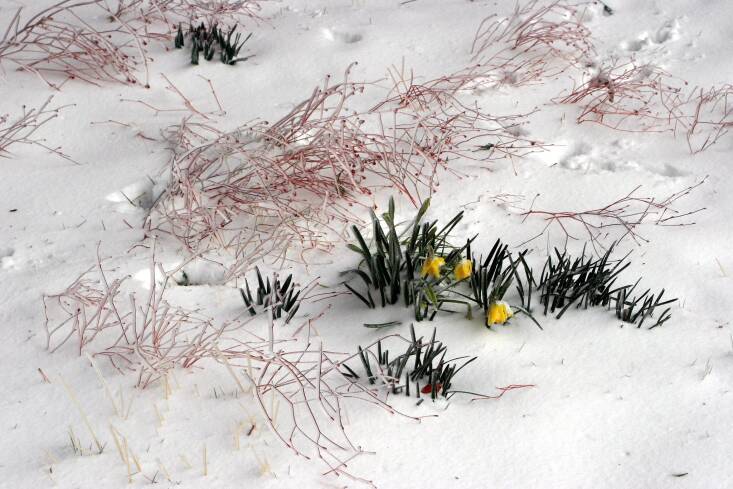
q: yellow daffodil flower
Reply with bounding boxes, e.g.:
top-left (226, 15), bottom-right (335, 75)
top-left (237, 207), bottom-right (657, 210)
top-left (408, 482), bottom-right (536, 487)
top-left (454, 259), bottom-right (472, 281)
top-left (421, 256), bottom-right (445, 279)
top-left (487, 301), bottom-right (513, 325)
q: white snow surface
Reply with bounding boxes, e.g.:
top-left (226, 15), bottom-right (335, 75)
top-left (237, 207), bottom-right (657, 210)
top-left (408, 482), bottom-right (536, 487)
top-left (1, 0), bottom-right (732, 488)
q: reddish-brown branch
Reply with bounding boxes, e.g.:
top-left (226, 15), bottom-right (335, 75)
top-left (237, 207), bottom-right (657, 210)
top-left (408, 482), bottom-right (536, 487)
top-left (0, 0), bottom-right (149, 88)
top-left (672, 84), bottom-right (733, 154)
top-left (556, 59), bottom-right (685, 132)
top-left (520, 177), bottom-right (707, 251)
top-left (0, 1), bottom-right (264, 88)
top-left (469, 384), bottom-right (535, 402)
top-left (137, 63), bottom-right (541, 276)
top-left (470, 0), bottom-right (595, 88)
top-left (0, 96), bottom-right (75, 161)
top-left (43, 252), bottom-right (430, 485)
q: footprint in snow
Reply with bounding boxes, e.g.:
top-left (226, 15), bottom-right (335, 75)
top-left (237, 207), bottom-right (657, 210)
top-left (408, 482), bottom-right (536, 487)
top-left (620, 18), bottom-right (680, 53)
top-left (620, 34), bottom-right (652, 53)
top-left (556, 140), bottom-right (642, 174)
top-left (321, 27), bottom-right (363, 44)
top-left (654, 18), bottom-right (681, 44)
top-left (0, 247), bottom-right (15, 270)
top-left (106, 177), bottom-right (167, 213)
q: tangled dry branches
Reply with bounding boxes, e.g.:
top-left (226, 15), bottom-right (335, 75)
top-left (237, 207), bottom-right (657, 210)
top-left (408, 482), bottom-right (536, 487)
top-left (110, 0), bottom-right (262, 26)
top-left (143, 62), bottom-right (540, 277)
top-left (371, 63), bottom-right (543, 165)
top-left (520, 177), bottom-right (707, 251)
top-left (43, 249), bottom-right (422, 485)
top-left (42, 250), bottom-right (224, 387)
top-left (0, 96), bottom-right (73, 160)
top-left (673, 84), bottom-right (733, 153)
top-left (470, 0), bottom-right (595, 87)
top-left (145, 65), bottom-right (370, 269)
top-left (557, 59), bottom-right (684, 132)
top-left (0, 0), bottom-right (151, 88)
top-left (558, 59), bottom-right (731, 152)
top-left (0, 0), bottom-right (263, 88)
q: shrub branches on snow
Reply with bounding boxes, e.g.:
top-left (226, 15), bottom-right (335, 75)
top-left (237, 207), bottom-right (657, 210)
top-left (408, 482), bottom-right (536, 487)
top-left (371, 63), bottom-right (544, 166)
top-left (145, 65), bottom-right (369, 268)
top-left (0, 97), bottom-right (73, 160)
top-left (224, 334), bottom-right (422, 487)
top-left (519, 177), bottom-right (707, 251)
top-left (42, 250), bottom-right (223, 385)
top-left (556, 59), bottom-right (684, 132)
top-left (470, 0), bottom-right (595, 87)
top-left (146, 63), bottom-right (538, 277)
top-left (0, 0), bottom-right (151, 88)
top-left (558, 65), bottom-right (733, 151)
top-left (109, 0), bottom-right (262, 25)
top-left (42, 249), bottom-right (428, 485)
top-left (470, 2), bottom-right (729, 154)
top-left (0, 0), bottom-right (263, 88)
top-left (554, 53), bottom-right (731, 153)
top-left (672, 84), bottom-right (733, 154)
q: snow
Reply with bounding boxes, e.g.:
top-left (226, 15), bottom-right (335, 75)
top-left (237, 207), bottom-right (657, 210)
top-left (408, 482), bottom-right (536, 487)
top-left (1, 0), bottom-right (732, 488)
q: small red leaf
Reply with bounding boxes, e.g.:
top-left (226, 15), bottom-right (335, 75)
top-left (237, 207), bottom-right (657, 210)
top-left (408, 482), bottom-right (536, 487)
top-left (421, 383), bottom-right (442, 394)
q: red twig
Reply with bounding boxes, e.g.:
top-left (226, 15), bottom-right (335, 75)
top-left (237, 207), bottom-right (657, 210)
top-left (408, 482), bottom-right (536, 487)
top-left (470, 0), bottom-right (595, 87)
top-left (0, 96), bottom-right (75, 161)
top-left (672, 84), bottom-right (733, 154)
top-left (43, 250), bottom-right (424, 485)
top-left (519, 177), bottom-right (707, 252)
top-left (0, 1), bottom-right (264, 88)
top-left (0, 0), bottom-right (149, 88)
top-left (469, 384), bottom-right (535, 402)
top-left (556, 59), bottom-right (684, 132)
top-left (137, 62), bottom-right (542, 276)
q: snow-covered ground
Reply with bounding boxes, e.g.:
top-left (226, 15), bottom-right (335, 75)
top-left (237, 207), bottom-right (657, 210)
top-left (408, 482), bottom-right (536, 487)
top-left (1, 0), bottom-right (732, 488)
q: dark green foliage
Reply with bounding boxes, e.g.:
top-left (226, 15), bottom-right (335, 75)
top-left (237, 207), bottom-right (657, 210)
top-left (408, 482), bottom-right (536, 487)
top-left (345, 197), bottom-right (473, 321)
top-left (462, 239), bottom-right (540, 329)
top-left (220, 28), bottom-right (252, 65)
top-left (190, 39), bottom-right (199, 65)
top-left (352, 325), bottom-right (477, 400)
top-left (174, 24), bottom-right (185, 48)
top-left (538, 246), bottom-right (629, 318)
top-left (176, 22), bottom-right (253, 66)
top-left (536, 245), bottom-right (676, 329)
top-left (239, 267), bottom-right (303, 323)
top-left (363, 321), bottom-right (402, 329)
top-left (614, 280), bottom-right (675, 328)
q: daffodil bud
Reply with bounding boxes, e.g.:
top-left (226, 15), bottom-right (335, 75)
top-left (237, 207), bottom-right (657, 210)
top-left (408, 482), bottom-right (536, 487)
top-left (487, 301), bottom-right (513, 325)
top-left (420, 256), bottom-right (445, 279)
top-left (454, 259), bottom-right (472, 281)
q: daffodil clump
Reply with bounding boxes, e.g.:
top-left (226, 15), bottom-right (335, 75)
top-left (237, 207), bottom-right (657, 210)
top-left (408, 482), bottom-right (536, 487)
top-left (345, 197), bottom-right (675, 332)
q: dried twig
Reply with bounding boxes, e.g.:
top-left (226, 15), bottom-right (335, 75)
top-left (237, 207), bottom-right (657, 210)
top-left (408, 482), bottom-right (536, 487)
top-left (0, 97), bottom-right (74, 161)
top-left (0, 0), bottom-right (151, 88)
top-left (672, 84), bottom-right (733, 154)
top-left (520, 177), bottom-right (707, 251)
top-left (0, 0), bottom-right (263, 88)
top-left (470, 0), bottom-right (595, 87)
top-left (43, 251), bottom-right (427, 484)
top-left (557, 59), bottom-right (684, 132)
